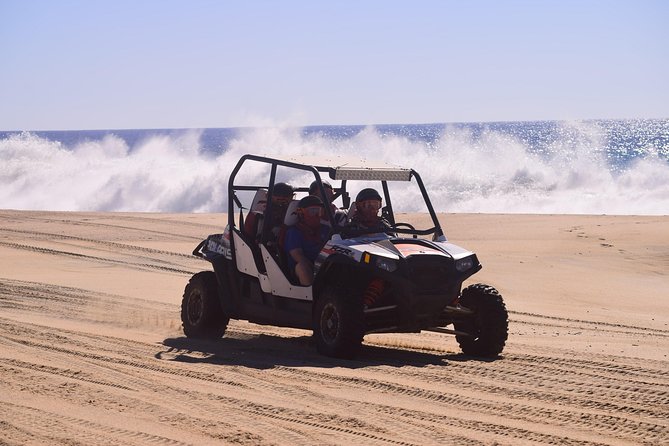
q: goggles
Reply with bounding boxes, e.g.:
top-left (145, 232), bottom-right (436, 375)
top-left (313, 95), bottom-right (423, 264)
top-left (303, 206), bottom-right (323, 216)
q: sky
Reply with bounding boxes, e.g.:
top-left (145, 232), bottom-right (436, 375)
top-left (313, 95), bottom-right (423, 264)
top-left (1, 0), bottom-right (668, 131)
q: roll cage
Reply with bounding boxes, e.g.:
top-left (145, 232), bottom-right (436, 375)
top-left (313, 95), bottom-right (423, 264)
top-left (227, 154), bottom-right (445, 241)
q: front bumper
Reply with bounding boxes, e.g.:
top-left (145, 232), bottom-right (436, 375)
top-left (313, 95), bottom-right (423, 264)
top-left (363, 254), bottom-right (480, 333)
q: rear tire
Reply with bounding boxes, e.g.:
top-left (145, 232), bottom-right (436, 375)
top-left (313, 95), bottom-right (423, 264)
top-left (313, 288), bottom-right (365, 359)
top-left (454, 284), bottom-right (508, 357)
top-left (181, 271), bottom-right (229, 339)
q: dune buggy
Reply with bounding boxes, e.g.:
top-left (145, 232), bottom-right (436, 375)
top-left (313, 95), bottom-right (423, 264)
top-left (180, 154), bottom-right (508, 359)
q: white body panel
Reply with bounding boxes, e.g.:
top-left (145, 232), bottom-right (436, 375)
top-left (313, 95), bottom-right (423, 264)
top-left (260, 245), bottom-right (312, 301)
top-left (232, 232), bottom-right (260, 277)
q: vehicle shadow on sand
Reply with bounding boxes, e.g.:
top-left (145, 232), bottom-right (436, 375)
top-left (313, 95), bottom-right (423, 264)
top-left (157, 333), bottom-right (500, 370)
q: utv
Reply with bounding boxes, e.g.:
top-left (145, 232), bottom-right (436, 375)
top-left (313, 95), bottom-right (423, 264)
top-left (181, 154), bottom-right (508, 359)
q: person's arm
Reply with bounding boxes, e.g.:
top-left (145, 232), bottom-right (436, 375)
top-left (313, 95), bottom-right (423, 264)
top-left (288, 247), bottom-right (309, 265)
top-left (289, 246), bottom-right (315, 286)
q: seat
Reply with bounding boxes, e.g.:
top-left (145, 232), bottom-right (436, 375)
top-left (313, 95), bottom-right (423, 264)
top-left (283, 200), bottom-right (300, 226)
top-left (277, 200), bottom-right (300, 254)
top-left (243, 189), bottom-right (268, 241)
top-left (276, 200), bottom-right (300, 284)
top-left (241, 189), bottom-right (269, 273)
top-left (250, 189), bottom-right (268, 212)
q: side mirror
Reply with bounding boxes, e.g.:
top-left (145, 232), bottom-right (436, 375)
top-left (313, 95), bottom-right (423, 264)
top-left (432, 233), bottom-right (447, 242)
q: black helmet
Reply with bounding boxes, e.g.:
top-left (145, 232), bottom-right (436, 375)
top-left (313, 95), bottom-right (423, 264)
top-left (309, 179), bottom-right (332, 195)
top-left (273, 182), bottom-right (294, 198)
top-left (356, 188), bottom-right (382, 202)
top-left (298, 195), bottom-right (323, 209)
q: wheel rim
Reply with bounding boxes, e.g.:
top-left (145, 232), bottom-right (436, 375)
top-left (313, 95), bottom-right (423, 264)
top-left (320, 302), bottom-right (340, 344)
top-left (187, 290), bottom-right (204, 325)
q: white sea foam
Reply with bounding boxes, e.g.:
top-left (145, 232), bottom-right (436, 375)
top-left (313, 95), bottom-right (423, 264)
top-left (1, 124), bottom-right (668, 215)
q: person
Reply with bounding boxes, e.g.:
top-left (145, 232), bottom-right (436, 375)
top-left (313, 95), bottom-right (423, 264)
top-left (309, 180), bottom-right (335, 205)
top-left (308, 179), bottom-right (347, 227)
top-left (284, 195), bottom-right (330, 286)
top-left (267, 182), bottom-right (294, 238)
top-left (244, 182), bottom-right (294, 243)
top-left (346, 188), bottom-right (394, 235)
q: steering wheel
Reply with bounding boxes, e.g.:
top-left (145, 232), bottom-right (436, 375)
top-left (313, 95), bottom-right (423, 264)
top-left (392, 222), bottom-right (417, 238)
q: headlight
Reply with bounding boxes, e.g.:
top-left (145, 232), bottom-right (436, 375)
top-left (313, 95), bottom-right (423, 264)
top-left (455, 257), bottom-right (474, 272)
top-left (375, 257), bottom-right (398, 272)
top-left (362, 252), bottom-right (399, 272)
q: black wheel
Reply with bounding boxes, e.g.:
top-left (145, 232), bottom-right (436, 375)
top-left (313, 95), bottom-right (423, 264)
top-left (181, 271), bottom-right (229, 339)
top-left (313, 288), bottom-right (365, 359)
top-left (454, 283), bottom-right (508, 357)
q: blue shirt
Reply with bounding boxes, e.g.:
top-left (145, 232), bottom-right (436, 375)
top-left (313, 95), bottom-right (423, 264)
top-left (284, 224), bottom-right (329, 270)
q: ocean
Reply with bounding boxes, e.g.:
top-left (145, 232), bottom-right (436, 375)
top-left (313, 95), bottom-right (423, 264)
top-left (1, 120), bottom-right (668, 215)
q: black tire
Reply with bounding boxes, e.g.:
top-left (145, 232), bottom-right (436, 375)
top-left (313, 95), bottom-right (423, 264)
top-left (313, 287), bottom-right (365, 359)
top-left (454, 283), bottom-right (508, 357)
top-left (181, 271), bottom-right (229, 339)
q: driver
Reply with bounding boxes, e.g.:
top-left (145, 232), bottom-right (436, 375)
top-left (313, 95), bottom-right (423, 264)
top-left (346, 188), bottom-right (394, 235)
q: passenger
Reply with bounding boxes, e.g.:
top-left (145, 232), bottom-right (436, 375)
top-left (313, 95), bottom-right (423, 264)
top-left (284, 195), bottom-right (330, 286)
top-left (244, 182), bottom-right (293, 243)
top-left (309, 180), bottom-right (335, 208)
top-left (267, 182), bottom-right (294, 240)
top-left (308, 180), bottom-right (347, 227)
top-left (346, 188), bottom-right (393, 235)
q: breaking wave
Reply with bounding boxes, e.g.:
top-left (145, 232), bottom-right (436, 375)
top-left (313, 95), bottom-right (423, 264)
top-left (1, 121), bottom-right (668, 215)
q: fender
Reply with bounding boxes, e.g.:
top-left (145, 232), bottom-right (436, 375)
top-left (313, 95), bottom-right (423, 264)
top-left (312, 253), bottom-right (358, 298)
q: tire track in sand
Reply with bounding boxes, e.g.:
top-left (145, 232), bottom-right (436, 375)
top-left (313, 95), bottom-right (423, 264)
top-left (5, 278), bottom-right (665, 445)
top-left (0, 227), bottom-right (199, 260)
top-left (510, 309), bottom-right (669, 338)
top-left (0, 241), bottom-right (195, 275)
top-left (0, 400), bottom-right (193, 446)
top-left (1, 211), bottom-right (668, 445)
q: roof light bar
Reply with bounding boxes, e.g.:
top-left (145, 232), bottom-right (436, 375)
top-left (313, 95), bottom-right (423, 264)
top-left (333, 167), bottom-right (412, 181)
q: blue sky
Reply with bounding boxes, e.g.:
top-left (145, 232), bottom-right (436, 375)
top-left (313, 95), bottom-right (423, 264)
top-left (1, 0), bottom-right (667, 131)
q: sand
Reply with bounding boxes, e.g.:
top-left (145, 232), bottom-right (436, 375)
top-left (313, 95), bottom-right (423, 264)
top-left (0, 210), bottom-right (667, 445)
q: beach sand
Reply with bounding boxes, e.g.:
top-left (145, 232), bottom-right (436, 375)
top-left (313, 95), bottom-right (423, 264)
top-left (1, 210), bottom-right (667, 445)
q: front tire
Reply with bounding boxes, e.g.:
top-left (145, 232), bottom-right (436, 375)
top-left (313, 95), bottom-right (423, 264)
top-left (181, 271), bottom-right (229, 339)
top-left (313, 288), bottom-right (365, 359)
top-left (454, 284), bottom-right (508, 357)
